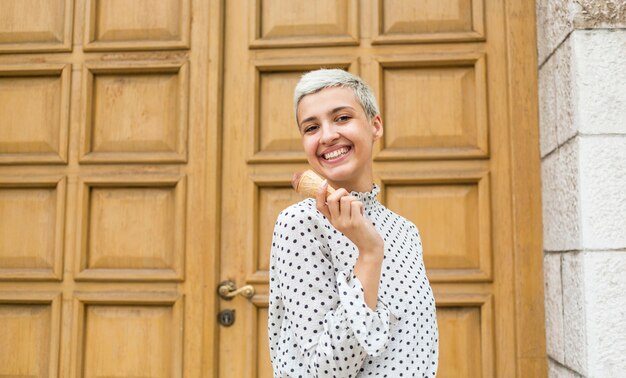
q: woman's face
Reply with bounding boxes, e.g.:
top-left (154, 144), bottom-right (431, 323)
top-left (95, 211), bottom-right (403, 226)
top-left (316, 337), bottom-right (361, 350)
top-left (297, 86), bottom-right (383, 192)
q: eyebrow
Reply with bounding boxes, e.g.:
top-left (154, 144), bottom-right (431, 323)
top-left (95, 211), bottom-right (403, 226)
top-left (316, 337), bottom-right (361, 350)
top-left (299, 106), bottom-right (355, 129)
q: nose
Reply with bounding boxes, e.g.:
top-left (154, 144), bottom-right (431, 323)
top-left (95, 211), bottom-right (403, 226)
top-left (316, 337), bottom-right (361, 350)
top-left (319, 122), bottom-right (339, 145)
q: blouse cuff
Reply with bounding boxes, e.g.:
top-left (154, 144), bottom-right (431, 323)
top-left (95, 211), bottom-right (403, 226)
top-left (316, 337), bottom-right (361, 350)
top-left (336, 269), bottom-right (394, 357)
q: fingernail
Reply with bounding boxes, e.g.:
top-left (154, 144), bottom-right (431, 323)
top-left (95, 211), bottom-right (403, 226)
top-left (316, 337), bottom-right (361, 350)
top-left (321, 180), bottom-right (328, 188)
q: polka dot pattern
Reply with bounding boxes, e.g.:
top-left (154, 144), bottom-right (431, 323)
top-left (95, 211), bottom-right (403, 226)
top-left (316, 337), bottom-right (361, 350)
top-left (268, 185), bottom-right (438, 377)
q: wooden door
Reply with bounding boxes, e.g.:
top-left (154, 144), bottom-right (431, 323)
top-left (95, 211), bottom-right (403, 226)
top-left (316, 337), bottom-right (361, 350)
top-left (0, 0), bottom-right (220, 377)
top-left (218, 0), bottom-right (545, 377)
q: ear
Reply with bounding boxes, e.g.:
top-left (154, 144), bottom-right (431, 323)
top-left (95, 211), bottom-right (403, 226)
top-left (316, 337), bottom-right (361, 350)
top-left (371, 115), bottom-right (383, 141)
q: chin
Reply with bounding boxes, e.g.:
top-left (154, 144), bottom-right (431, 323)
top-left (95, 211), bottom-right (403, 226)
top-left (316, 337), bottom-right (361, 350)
top-left (308, 157), bottom-right (360, 184)
top-left (319, 168), bottom-right (357, 187)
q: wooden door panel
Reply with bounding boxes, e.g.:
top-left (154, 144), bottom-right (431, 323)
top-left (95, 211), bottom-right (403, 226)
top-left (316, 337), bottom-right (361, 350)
top-left (373, 53), bottom-right (489, 160)
top-left (80, 61), bottom-right (189, 164)
top-left (436, 293), bottom-right (494, 378)
top-left (0, 0), bottom-right (73, 53)
top-left (380, 168), bottom-right (492, 282)
top-left (72, 293), bottom-right (184, 378)
top-left (250, 0), bottom-right (359, 48)
top-left (372, 0), bottom-right (485, 43)
top-left (83, 0), bottom-right (191, 51)
top-left (0, 177), bottom-right (66, 280)
top-left (0, 64), bottom-right (71, 164)
top-left (74, 176), bottom-right (186, 281)
top-left (0, 292), bottom-right (61, 378)
top-left (439, 307), bottom-right (483, 377)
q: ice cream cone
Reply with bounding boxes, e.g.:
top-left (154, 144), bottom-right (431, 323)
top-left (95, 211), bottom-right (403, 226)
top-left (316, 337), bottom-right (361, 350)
top-left (292, 170), bottom-right (336, 198)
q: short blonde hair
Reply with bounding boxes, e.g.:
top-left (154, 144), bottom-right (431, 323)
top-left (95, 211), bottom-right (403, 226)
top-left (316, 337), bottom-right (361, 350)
top-left (294, 69), bottom-right (379, 124)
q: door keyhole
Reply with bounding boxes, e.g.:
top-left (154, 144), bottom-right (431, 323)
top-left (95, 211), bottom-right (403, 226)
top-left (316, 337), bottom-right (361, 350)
top-left (218, 309), bottom-right (235, 327)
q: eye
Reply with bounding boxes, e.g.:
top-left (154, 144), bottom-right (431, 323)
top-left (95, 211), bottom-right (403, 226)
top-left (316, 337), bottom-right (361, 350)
top-left (336, 114), bottom-right (351, 122)
top-left (303, 125), bottom-right (319, 133)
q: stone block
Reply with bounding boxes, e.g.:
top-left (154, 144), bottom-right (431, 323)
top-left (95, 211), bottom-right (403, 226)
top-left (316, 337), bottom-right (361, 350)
top-left (538, 34), bottom-right (576, 155)
top-left (544, 253), bottom-right (565, 363)
top-left (562, 252), bottom-right (587, 376)
top-left (579, 136), bottom-right (626, 249)
top-left (536, 0), bottom-right (626, 64)
top-left (548, 358), bottom-right (584, 378)
top-left (554, 38), bottom-right (576, 145)
top-left (541, 138), bottom-right (581, 251)
top-left (536, 0), bottom-right (575, 65)
top-left (572, 29), bottom-right (626, 135)
top-left (583, 251), bottom-right (626, 377)
top-left (539, 54), bottom-right (558, 157)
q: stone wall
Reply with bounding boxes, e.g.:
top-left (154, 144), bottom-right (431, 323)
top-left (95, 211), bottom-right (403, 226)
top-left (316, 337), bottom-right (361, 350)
top-left (536, 1), bottom-right (626, 377)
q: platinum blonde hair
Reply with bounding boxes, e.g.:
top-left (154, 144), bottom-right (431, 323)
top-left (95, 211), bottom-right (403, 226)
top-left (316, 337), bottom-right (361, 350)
top-left (294, 69), bottom-right (379, 124)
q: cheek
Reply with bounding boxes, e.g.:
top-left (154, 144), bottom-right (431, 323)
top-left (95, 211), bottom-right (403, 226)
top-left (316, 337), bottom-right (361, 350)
top-left (302, 138), bottom-right (317, 156)
top-left (354, 136), bottom-right (374, 156)
top-left (302, 139), bottom-right (323, 166)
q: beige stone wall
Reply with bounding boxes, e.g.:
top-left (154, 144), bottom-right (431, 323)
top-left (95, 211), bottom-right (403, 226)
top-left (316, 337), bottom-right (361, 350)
top-left (537, 0), bottom-right (626, 63)
top-left (536, 1), bottom-right (626, 377)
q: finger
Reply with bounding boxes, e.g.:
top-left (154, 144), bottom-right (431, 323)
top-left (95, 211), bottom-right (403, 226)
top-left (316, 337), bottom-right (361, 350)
top-left (315, 181), bottom-right (331, 218)
top-left (350, 200), bottom-right (364, 219)
top-left (326, 188), bottom-right (349, 203)
top-left (327, 189), bottom-right (349, 220)
top-left (340, 195), bottom-right (357, 218)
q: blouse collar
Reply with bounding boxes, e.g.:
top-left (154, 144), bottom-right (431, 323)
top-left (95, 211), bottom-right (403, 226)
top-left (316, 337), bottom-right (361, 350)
top-left (350, 184), bottom-right (381, 211)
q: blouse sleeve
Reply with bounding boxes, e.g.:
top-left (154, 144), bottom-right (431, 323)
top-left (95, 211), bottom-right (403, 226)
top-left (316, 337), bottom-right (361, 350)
top-left (270, 208), bottom-right (394, 377)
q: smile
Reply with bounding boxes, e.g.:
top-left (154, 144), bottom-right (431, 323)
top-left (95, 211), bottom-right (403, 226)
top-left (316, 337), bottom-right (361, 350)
top-left (322, 146), bottom-right (351, 160)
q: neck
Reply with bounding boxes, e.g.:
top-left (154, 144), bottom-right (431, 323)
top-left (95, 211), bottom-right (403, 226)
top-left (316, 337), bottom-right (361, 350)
top-left (347, 182), bottom-right (374, 193)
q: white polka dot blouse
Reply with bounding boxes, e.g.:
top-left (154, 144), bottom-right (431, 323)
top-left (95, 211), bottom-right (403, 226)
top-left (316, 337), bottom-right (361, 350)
top-left (268, 185), bottom-right (439, 377)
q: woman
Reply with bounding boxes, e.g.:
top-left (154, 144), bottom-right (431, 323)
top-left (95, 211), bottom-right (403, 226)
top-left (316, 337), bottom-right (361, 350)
top-left (268, 69), bottom-right (438, 377)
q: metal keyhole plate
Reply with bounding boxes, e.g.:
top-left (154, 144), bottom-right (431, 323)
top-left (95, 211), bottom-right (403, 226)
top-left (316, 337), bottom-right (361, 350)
top-left (218, 309), bottom-right (235, 327)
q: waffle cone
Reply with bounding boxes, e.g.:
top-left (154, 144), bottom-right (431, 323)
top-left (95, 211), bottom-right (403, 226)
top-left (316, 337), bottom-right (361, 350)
top-left (292, 170), bottom-right (336, 198)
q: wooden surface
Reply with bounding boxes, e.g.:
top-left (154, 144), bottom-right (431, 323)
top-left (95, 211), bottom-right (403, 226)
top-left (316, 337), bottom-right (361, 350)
top-left (0, 0), bottom-right (211, 377)
top-left (504, 0), bottom-right (548, 376)
top-left (0, 0), bottom-right (546, 377)
top-left (219, 0), bottom-right (546, 377)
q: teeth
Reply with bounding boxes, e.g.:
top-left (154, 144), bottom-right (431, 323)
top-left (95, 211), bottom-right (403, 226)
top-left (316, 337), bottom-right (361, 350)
top-left (323, 147), bottom-right (349, 160)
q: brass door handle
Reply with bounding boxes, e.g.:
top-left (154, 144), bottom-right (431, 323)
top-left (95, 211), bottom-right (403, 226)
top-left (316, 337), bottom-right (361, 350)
top-left (217, 280), bottom-right (255, 300)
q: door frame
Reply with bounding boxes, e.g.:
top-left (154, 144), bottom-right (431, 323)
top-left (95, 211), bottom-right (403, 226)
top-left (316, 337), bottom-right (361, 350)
top-left (502, 0), bottom-right (547, 376)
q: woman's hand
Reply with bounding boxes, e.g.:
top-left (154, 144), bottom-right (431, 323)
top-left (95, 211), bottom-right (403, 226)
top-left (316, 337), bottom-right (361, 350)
top-left (316, 181), bottom-right (384, 309)
top-left (315, 181), bottom-right (383, 258)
